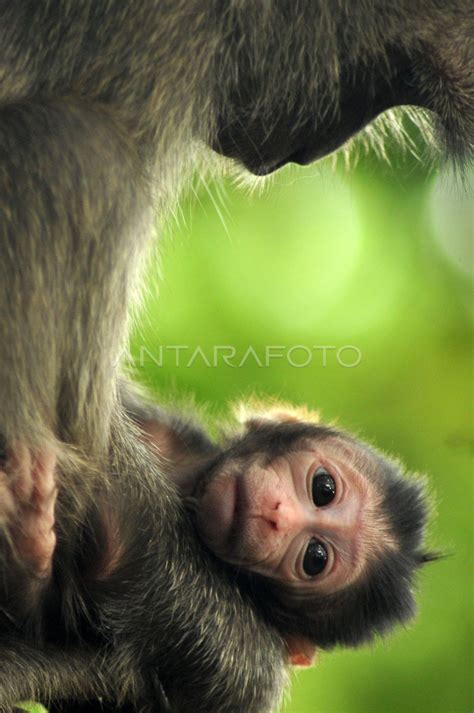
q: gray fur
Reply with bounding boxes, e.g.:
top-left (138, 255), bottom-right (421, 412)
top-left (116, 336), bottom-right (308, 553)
top-left (0, 2), bottom-right (471, 711)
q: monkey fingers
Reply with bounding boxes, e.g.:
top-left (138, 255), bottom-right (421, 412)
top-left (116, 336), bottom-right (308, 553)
top-left (0, 444), bottom-right (57, 579)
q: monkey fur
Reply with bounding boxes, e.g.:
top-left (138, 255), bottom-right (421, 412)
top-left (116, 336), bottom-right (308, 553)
top-left (0, 2), bottom-right (472, 712)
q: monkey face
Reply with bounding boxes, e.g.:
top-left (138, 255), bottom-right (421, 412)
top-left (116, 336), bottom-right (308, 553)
top-left (213, 47), bottom-right (420, 175)
top-left (194, 438), bottom-right (388, 593)
top-left (212, 10), bottom-right (473, 174)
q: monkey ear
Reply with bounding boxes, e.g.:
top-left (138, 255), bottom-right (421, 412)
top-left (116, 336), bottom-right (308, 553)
top-left (285, 636), bottom-right (318, 667)
top-left (233, 398), bottom-right (320, 429)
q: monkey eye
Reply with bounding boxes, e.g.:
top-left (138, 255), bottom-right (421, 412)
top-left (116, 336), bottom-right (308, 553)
top-left (311, 467), bottom-right (336, 507)
top-left (302, 538), bottom-right (328, 577)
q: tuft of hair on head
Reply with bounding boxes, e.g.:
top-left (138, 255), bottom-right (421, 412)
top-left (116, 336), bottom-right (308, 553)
top-left (233, 397), bottom-right (322, 430)
top-left (215, 399), bottom-right (337, 468)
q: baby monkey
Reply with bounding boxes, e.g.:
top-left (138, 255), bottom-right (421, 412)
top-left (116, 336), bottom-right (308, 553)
top-left (126, 389), bottom-right (437, 662)
top-left (0, 388), bottom-right (436, 672)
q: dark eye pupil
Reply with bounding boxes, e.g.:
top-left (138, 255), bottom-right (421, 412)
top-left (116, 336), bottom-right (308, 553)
top-left (303, 539), bottom-right (328, 577)
top-left (312, 468), bottom-right (336, 506)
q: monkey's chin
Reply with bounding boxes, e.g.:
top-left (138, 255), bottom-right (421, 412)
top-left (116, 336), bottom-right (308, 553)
top-left (195, 473), bottom-right (237, 555)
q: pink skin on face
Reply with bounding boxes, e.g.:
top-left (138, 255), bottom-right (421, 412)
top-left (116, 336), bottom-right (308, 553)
top-left (196, 442), bottom-right (372, 593)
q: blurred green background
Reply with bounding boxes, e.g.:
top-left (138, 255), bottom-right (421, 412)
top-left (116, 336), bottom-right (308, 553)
top-left (127, 147), bottom-right (472, 713)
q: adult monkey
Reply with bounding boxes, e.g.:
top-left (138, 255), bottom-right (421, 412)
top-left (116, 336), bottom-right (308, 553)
top-left (0, 2), bottom-right (472, 712)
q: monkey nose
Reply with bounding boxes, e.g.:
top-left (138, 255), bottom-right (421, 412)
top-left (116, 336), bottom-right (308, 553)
top-left (262, 500), bottom-right (303, 534)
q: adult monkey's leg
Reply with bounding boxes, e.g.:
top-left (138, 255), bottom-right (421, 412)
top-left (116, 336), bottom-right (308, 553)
top-left (0, 98), bottom-right (149, 639)
top-left (0, 101), bottom-right (148, 455)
